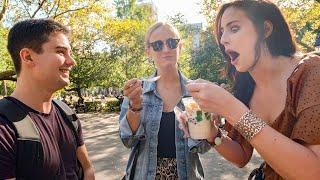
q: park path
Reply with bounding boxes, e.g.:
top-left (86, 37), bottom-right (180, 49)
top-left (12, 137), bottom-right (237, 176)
top-left (79, 113), bottom-right (263, 180)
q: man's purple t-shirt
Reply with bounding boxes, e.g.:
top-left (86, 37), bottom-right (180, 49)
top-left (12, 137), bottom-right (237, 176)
top-left (0, 97), bottom-right (84, 179)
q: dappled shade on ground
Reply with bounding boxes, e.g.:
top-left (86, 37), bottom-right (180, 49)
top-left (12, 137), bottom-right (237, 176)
top-left (80, 113), bottom-right (263, 180)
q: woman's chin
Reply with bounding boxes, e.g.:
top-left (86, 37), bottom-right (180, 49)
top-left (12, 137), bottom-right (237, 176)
top-left (234, 65), bottom-right (247, 72)
top-left (159, 62), bottom-right (177, 69)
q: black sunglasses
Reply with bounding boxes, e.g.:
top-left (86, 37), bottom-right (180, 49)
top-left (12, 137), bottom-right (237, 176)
top-left (149, 38), bottom-right (180, 52)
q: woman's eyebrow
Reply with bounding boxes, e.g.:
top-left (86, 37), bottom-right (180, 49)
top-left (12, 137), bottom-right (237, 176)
top-left (221, 20), bottom-right (240, 32)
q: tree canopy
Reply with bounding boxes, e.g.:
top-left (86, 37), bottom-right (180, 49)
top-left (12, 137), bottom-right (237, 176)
top-left (0, 0), bottom-right (319, 98)
top-left (0, 0), bottom-right (156, 98)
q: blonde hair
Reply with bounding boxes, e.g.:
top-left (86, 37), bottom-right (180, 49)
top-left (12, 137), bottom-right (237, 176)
top-left (144, 22), bottom-right (181, 50)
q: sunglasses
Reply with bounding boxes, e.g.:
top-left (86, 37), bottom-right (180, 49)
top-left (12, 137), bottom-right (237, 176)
top-left (149, 38), bottom-right (180, 52)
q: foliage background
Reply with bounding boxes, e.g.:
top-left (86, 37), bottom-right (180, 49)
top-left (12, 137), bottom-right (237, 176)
top-left (0, 0), bottom-right (319, 104)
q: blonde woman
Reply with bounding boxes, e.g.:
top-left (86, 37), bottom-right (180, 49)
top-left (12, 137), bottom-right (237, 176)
top-left (119, 22), bottom-right (211, 180)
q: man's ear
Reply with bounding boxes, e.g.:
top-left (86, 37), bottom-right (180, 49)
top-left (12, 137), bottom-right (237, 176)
top-left (20, 48), bottom-right (33, 61)
top-left (264, 21), bottom-right (273, 39)
top-left (19, 48), bottom-right (35, 66)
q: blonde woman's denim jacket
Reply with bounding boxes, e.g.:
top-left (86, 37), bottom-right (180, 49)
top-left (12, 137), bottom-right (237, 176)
top-left (119, 72), bottom-right (211, 180)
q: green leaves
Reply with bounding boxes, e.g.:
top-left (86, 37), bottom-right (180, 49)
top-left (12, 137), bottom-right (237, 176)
top-left (196, 110), bottom-right (203, 122)
top-left (204, 112), bottom-right (211, 121)
top-left (282, 1), bottom-right (320, 51)
top-left (0, 0), bottom-right (156, 97)
top-left (195, 111), bottom-right (211, 122)
top-left (190, 27), bottom-right (227, 84)
top-left (0, 26), bottom-right (12, 73)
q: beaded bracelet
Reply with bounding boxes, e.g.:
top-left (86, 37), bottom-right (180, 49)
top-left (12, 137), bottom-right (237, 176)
top-left (234, 110), bottom-right (267, 141)
top-left (129, 102), bottom-right (143, 112)
top-left (210, 117), bottom-right (228, 147)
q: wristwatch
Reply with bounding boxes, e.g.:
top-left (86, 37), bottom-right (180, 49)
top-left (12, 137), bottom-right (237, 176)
top-left (129, 102), bottom-right (143, 112)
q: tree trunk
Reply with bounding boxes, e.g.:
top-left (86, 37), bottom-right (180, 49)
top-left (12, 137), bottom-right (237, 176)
top-left (0, 0), bottom-right (8, 22)
top-left (0, 70), bottom-right (16, 81)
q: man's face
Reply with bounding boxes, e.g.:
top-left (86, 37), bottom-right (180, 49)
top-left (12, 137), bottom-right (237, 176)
top-left (29, 32), bottom-right (75, 91)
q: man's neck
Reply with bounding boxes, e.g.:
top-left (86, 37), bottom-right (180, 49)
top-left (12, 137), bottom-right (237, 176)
top-left (11, 79), bottom-right (54, 113)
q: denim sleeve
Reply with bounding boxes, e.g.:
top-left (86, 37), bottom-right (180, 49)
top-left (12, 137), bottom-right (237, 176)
top-left (188, 138), bottom-right (211, 154)
top-left (119, 97), bottom-right (145, 148)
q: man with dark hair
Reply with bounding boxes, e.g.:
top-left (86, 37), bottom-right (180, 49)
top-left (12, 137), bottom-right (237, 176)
top-left (0, 19), bottom-right (95, 180)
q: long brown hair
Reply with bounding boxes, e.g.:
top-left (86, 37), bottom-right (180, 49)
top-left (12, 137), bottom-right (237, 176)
top-left (215, 0), bottom-right (297, 106)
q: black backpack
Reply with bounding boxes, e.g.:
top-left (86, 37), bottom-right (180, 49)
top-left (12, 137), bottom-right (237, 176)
top-left (0, 98), bottom-right (84, 179)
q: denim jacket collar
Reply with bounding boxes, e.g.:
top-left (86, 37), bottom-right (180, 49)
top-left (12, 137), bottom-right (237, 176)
top-left (142, 70), bottom-right (190, 97)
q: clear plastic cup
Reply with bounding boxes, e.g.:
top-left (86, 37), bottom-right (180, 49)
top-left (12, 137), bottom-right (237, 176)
top-left (182, 97), bottom-right (212, 139)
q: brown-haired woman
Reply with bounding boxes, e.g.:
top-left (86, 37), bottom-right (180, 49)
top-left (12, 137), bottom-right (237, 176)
top-left (184, 0), bottom-right (320, 179)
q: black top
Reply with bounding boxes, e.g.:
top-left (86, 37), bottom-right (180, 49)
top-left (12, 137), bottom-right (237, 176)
top-left (157, 111), bottom-right (176, 158)
top-left (0, 97), bottom-right (83, 179)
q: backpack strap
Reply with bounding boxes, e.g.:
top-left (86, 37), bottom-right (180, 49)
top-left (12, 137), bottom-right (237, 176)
top-left (0, 98), bottom-right (43, 178)
top-left (0, 98), bottom-right (40, 141)
top-left (53, 99), bottom-right (79, 132)
top-left (52, 99), bottom-right (84, 179)
top-left (0, 98), bottom-right (82, 178)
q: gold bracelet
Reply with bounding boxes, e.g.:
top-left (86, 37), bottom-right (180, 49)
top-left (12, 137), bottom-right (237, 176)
top-left (234, 110), bottom-right (267, 141)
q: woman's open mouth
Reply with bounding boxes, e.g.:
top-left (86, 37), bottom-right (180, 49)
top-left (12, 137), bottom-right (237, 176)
top-left (226, 50), bottom-right (240, 65)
